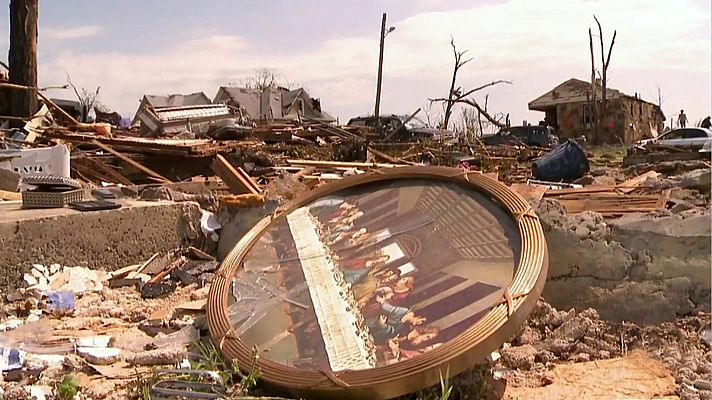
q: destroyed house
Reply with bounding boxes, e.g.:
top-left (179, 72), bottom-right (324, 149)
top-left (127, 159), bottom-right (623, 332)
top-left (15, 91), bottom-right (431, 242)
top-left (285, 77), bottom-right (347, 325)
top-left (528, 78), bottom-right (665, 144)
top-left (131, 92), bottom-right (212, 126)
top-left (213, 86), bottom-right (336, 123)
top-left (137, 104), bottom-right (234, 136)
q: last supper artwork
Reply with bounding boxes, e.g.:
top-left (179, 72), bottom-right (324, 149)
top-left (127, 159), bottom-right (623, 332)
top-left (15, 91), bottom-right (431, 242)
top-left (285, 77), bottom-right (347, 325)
top-left (226, 179), bottom-right (521, 372)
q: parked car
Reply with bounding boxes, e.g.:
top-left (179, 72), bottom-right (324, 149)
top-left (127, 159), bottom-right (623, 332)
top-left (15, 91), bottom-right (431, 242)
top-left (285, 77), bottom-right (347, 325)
top-left (481, 125), bottom-right (559, 147)
top-left (636, 127), bottom-right (712, 150)
top-left (346, 114), bottom-right (456, 142)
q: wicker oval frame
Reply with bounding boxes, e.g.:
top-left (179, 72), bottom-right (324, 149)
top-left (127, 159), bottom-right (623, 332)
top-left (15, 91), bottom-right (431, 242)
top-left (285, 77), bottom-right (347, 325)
top-left (207, 166), bottom-right (549, 399)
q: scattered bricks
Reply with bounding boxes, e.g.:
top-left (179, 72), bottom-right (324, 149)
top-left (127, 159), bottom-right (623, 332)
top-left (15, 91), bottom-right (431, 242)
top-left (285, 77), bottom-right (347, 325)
top-left (190, 285), bottom-right (210, 301)
top-left (694, 380), bottom-right (712, 391)
top-left (549, 308), bottom-right (597, 342)
top-left (125, 347), bottom-right (187, 366)
top-left (501, 345), bottom-right (538, 370)
top-left (545, 308), bottom-right (574, 329)
top-left (515, 326), bottom-right (542, 345)
top-left (535, 349), bottom-right (554, 364)
top-left (539, 338), bottom-right (575, 355)
top-left (37, 364), bottom-right (64, 386)
top-left (3, 384), bottom-right (30, 400)
top-left (568, 353), bottom-right (591, 363)
top-left (63, 354), bottom-right (85, 371)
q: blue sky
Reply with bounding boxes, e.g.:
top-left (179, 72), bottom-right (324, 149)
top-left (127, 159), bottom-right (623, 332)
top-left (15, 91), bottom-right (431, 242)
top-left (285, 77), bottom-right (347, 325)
top-left (1, 0), bottom-right (710, 129)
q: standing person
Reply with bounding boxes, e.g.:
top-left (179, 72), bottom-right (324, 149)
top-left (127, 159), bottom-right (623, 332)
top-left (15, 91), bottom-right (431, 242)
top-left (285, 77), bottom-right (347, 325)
top-left (678, 110), bottom-right (688, 128)
top-left (701, 116), bottom-right (711, 129)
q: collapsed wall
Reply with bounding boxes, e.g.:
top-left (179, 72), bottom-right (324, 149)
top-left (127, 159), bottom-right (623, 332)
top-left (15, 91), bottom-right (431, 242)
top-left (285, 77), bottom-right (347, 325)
top-left (0, 200), bottom-right (203, 291)
top-left (534, 199), bottom-right (710, 324)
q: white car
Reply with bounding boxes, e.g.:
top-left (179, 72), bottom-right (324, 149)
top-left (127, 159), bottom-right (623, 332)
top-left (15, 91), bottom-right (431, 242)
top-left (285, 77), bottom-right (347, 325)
top-left (638, 127), bottom-right (712, 149)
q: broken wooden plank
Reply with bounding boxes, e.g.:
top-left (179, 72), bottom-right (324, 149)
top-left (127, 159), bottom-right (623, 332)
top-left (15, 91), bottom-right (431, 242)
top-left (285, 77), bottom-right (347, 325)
top-left (211, 154), bottom-right (260, 195)
top-left (0, 189), bottom-right (21, 201)
top-left (90, 140), bottom-right (172, 183)
top-left (286, 159), bottom-right (400, 169)
top-left (616, 171), bottom-right (660, 194)
top-left (185, 246), bottom-right (215, 262)
top-left (135, 253), bottom-right (162, 276)
top-left (510, 183), bottom-right (547, 202)
top-left (366, 146), bottom-right (417, 165)
top-left (656, 189), bottom-right (672, 209)
top-left (236, 166), bottom-right (261, 194)
top-left (76, 153), bottom-right (134, 186)
top-left (108, 264), bottom-right (141, 280)
top-left (146, 257), bottom-right (185, 285)
top-left (71, 162), bottom-right (117, 185)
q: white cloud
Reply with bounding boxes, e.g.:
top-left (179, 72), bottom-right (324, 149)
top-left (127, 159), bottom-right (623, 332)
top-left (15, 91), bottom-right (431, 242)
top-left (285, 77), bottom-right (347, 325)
top-left (42, 25), bottom-right (105, 40)
top-left (38, 0), bottom-right (710, 126)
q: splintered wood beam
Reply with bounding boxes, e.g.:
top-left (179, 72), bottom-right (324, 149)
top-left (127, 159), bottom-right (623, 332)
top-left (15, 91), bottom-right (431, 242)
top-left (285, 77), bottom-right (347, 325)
top-left (77, 153), bottom-right (134, 186)
top-left (211, 154), bottom-right (261, 195)
top-left (90, 139), bottom-right (172, 183)
top-left (366, 146), bottom-right (417, 165)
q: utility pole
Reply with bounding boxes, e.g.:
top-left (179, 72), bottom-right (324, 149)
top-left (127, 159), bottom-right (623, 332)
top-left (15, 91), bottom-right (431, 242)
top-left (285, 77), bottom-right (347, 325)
top-left (8, 0), bottom-right (39, 122)
top-left (373, 12), bottom-right (386, 120)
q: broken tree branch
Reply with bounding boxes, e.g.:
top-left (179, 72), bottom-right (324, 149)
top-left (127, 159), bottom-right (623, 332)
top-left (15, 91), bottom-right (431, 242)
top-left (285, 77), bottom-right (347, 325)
top-left (442, 36), bottom-right (474, 130)
top-left (455, 80), bottom-right (513, 100)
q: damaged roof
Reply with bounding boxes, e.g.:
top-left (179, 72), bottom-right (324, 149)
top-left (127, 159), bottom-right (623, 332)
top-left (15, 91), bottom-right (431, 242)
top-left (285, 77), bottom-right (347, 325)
top-left (143, 92), bottom-right (212, 108)
top-left (529, 78), bottom-right (663, 118)
top-left (213, 87), bottom-right (261, 119)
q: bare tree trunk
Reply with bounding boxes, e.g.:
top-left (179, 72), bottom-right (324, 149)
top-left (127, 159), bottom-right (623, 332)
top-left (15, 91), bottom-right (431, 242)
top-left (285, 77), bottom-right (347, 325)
top-left (588, 28), bottom-right (598, 144)
top-left (8, 0), bottom-right (38, 123)
top-left (442, 37), bottom-right (472, 130)
top-left (443, 57), bottom-right (458, 130)
top-left (595, 15), bottom-right (616, 143)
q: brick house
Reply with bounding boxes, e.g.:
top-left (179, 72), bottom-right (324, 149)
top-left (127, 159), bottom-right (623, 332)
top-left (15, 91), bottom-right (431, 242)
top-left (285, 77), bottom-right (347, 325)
top-left (528, 78), bottom-right (665, 144)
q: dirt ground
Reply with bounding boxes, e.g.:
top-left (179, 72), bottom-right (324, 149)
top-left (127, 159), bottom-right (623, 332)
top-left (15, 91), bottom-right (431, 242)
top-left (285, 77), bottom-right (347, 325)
top-left (4, 282), bottom-right (708, 400)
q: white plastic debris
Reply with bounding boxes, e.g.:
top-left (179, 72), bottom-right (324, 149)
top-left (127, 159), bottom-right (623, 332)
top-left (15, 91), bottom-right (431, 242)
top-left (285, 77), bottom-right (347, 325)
top-left (200, 210), bottom-right (221, 242)
top-left (27, 385), bottom-right (52, 400)
top-left (76, 336), bottom-right (112, 348)
top-left (0, 347), bottom-right (25, 371)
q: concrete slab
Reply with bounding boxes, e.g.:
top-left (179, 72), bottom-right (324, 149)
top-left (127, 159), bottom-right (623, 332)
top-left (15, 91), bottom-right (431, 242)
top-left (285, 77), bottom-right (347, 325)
top-left (0, 199), bottom-right (203, 291)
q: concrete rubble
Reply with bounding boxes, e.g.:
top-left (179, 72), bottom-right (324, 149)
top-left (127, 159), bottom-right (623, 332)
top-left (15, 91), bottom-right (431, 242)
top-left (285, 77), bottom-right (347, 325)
top-left (0, 90), bottom-right (710, 399)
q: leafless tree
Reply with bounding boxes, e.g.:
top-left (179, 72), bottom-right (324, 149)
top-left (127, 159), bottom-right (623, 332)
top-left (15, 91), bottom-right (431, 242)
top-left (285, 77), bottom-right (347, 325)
top-left (429, 36), bottom-right (511, 133)
top-left (232, 67), bottom-right (302, 93)
top-left (430, 79), bottom-right (511, 131)
top-left (592, 15), bottom-right (616, 144)
top-left (442, 37), bottom-right (473, 130)
top-left (242, 67), bottom-right (277, 91)
top-left (66, 73), bottom-right (100, 123)
top-left (421, 102), bottom-right (441, 128)
top-left (588, 27), bottom-right (599, 142)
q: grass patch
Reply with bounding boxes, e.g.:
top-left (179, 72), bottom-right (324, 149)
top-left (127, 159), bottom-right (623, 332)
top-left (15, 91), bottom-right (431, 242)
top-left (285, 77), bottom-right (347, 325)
top-left (55, 375), bottom-right (80, 400)
top-left (191, 339), bottom-right (261, 395)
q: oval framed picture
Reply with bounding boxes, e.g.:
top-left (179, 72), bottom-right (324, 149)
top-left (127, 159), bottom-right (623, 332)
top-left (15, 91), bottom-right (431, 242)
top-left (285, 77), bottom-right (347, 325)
top-left (207, 166), bottom-right (548, 399)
